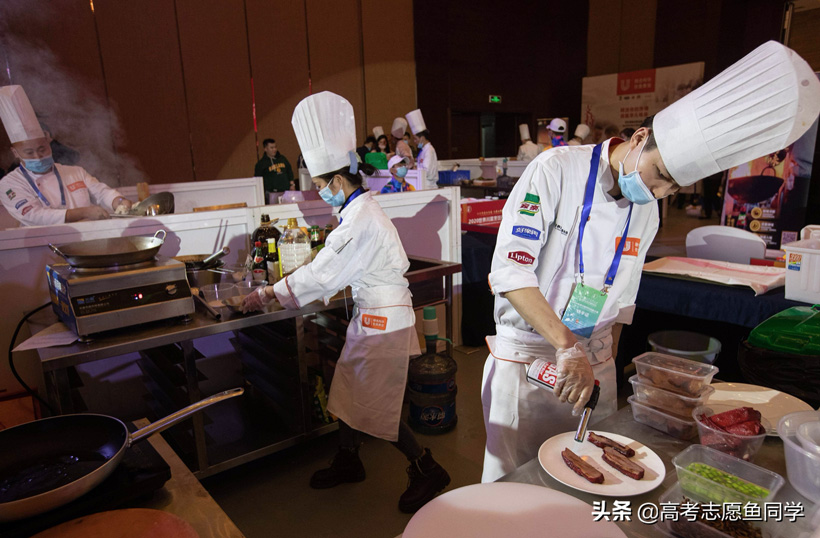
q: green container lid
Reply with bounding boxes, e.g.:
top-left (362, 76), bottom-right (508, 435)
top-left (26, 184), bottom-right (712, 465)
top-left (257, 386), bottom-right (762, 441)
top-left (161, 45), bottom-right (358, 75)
top-left (748, 305), bottom-right (820, 355)
top-left (364, 152), bottom-right (388, 169)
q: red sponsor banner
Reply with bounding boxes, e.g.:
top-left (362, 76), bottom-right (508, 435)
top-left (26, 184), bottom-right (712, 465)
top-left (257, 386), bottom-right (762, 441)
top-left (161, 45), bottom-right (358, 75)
top-left (508, 251), bottom-right (535, 265)
top-left (21, 205), bottom-right (32, 216)
top-left (616, 69), bottom-right (656, 95)
top-left (66, 181), bottom-right (87, 192)
top-left (615, 237), bottom-right (641, 256)
top-left (362, 314), bottom-right (388, 331)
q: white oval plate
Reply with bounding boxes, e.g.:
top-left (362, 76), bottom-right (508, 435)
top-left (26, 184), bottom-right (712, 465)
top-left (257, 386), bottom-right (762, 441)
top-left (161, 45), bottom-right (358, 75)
top-left (708, 382), bottom-right (813, 436)
top-left (538, 430), bottom-right (666, 497)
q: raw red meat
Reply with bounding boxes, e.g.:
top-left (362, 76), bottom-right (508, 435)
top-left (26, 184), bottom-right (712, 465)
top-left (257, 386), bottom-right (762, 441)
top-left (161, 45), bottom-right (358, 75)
top-left (708, 407), bottom-right (761, 429)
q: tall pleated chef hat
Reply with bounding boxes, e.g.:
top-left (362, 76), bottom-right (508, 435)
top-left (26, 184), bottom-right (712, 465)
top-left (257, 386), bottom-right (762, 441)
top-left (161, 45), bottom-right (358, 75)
top-left (0, 85), bottom-right (45, 144)
top-left (292, 91), bottom-right (357, 178)
top-left (391, 117), bottom-right (408, 138)
top-left (518, 124), bottom-right (531, 141)
top-left (574, 124), bottom-right (590, 139)
top-left (406, 109), bottom-right (427, 135)
top-left (372, 125), bottom-right (384, 138)
top-left (655, 41), bottom-right (820, 187)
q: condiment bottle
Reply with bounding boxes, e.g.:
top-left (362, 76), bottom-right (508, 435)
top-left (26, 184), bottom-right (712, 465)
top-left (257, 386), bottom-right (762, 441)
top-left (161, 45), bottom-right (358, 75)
top-left (277, 218), bottom-right (311, 277)
top-left (251, 241), bottom-right (267, 281)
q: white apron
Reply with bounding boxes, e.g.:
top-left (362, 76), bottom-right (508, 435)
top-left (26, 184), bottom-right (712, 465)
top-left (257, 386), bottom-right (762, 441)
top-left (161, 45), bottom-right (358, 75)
top-left (326, 285), bottom-right (420, 442)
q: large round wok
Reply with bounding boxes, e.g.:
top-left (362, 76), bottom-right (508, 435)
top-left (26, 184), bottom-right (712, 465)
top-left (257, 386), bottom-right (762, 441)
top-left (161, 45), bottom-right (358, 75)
top-left (0, 387), bottom-right (243, 522)
top-left (48, 230), bottom-right (166, 268)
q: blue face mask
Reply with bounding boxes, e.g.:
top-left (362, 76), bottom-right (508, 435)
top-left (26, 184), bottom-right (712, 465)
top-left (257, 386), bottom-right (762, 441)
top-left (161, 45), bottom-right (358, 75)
top-left (617, 140), bottom-right (655, 205)
top-left (319, 177), bottom-right (345, 207)
top-left (395, 166), bottom-right (408, 178)
top-left (23, 155), bottom-right (54, 174)
top-left (416, 141), bottom-right (423, 149)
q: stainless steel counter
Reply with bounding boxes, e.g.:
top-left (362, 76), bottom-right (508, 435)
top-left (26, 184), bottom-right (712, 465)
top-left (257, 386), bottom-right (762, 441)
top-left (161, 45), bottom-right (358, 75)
top-left (498, 406), bottom-right (813, 538)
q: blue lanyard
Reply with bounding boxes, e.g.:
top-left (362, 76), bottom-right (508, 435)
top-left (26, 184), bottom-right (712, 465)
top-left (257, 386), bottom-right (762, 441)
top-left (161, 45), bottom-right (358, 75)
top-left (19, 165), bottom-right (65, 208)
top-left (577, 143), bottom-right (633, 291)
top-left (339, 187), bottom-right (364, 224)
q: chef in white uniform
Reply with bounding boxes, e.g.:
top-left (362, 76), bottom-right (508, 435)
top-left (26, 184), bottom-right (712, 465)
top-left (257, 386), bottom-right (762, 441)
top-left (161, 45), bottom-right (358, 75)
top-left (406, 109), bottom-right (438, 190)
top-left (391, 117), bottom-right (415, 168)
top-left (242, 92), bottom-right (450, 513)
top-left (567, 124), bottom-right (591, 146)
top-left (516, 124), bottom-right (540, 162)
top-left (482, 41), bottom-right (820, 482)
top-left (0, 85), bottom-right (131, 226)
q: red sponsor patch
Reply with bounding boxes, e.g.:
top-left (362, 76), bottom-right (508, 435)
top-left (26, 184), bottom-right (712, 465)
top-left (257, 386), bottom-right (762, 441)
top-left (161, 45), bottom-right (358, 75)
top-left (615, 237), bottom-right (640, 256)
top-left (362, 314), bottom-right (388, 331)
top-left (66, 181), bottom-right (87, 192)
top-left (21, 205), bottom-right (33, 216)
top-left (616, 69), bottom-right (656, 95)
top-left (508, 251), bottom-right (535, 265)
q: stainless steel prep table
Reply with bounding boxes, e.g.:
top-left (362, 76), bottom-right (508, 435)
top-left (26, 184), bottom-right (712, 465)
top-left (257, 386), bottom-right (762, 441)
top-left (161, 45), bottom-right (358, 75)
top-left (35, 257), bottom-right (461, 478)
top-left (497, 405), bottom-right (813, 538)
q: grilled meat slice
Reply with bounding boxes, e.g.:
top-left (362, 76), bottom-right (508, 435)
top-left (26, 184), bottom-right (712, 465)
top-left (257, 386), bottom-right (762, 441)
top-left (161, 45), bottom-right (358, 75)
top-left (601, 447), bottom-right (645, 480)
top-left (587, 432), bottom-right (636, 457)
top-left (561, 448), bottom-right (604, 484)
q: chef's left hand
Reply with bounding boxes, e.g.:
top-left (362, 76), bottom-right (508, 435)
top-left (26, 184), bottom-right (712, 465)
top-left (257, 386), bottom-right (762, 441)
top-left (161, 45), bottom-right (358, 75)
top-left (112, 197), bottom-right (132, 211)
top-left (242, 285), bottom-right (274, 313)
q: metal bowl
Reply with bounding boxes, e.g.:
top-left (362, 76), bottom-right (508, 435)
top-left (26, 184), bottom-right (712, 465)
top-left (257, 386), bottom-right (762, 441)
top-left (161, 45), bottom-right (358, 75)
top-left (130, 192), bottom-right (174, 215)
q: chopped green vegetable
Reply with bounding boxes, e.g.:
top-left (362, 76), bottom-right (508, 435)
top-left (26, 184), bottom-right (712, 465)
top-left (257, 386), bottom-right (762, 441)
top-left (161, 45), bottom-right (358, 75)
top-left (682, 463), bottom-right (770, 503)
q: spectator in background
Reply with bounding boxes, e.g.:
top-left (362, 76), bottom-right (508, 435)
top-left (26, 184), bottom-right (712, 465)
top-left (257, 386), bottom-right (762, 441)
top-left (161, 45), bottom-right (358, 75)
top-left (381, 156), bottom-right (416, 194)
top-left (700, 170), bottom-right (724, 219)
top-left (619, 127), bottom-right (636, 141)
top-left (254, 138), bottom-right (296, 195)
top-left (541, 118), bottom-right (568, 151)
top-left (390, 118), bottom-right (416, 168)
top-left (376, 135), bottom-right (390, 155)
top-left (403, 132), bottom-right (416, 157)
top-left (567, 124), bottom-right (590, 146)
top-left (357, 136), bottom-right (376, 161)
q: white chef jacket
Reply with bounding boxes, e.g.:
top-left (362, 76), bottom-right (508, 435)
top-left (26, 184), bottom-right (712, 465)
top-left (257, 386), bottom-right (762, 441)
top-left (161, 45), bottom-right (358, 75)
top-left (0, 164), bottom-right (123, 226)
top-left (417, 142), bottom-right (439, 190)
top-left (481, 138), bottom-right (659, 481)
top-left (272, 190), bottom-right (420, 441)
top-left (517, 140), bottom-right (540, 162)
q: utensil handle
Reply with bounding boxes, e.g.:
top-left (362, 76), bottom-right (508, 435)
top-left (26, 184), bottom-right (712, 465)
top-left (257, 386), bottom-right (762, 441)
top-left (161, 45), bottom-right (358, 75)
top-left (48, 243), bottom-right (67, 260)
top-left (153, 229), bottom-right (167, 242)
top-left (194, 293), bottom-right (221, 321)
top-left (202, 246), bottom-right (230, 266)
top-left (130, 387), bottom-right (244, 443)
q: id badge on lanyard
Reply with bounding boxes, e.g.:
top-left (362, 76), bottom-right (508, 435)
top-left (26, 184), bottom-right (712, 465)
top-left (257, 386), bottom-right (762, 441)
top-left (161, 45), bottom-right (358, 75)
top-left (560, 144), bottom-right (633, 339)
top-left (19, 165), bottom-right (66, 208)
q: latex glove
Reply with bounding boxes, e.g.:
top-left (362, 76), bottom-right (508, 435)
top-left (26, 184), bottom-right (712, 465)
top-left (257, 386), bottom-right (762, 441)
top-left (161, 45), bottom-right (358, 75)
top-left (113, 197), bottom-right (133, 212)
top-left (242, 285), bottom-right (274, 313)
top-left (553, 342), bottom-right (595, 416)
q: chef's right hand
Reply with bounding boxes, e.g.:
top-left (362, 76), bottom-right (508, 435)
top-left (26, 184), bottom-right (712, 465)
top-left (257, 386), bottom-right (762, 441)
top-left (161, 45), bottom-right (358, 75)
top-left (242, 285), bottom-right (274, 313)
top-left (553, 343), bottom-right (595, 416)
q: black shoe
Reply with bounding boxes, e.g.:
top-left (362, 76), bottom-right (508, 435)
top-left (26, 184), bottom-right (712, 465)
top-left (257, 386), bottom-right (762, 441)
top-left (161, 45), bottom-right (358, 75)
top-left (310, 447), bottom-right (366, 489)
top-left (398, 448), bottom-right (451, 513)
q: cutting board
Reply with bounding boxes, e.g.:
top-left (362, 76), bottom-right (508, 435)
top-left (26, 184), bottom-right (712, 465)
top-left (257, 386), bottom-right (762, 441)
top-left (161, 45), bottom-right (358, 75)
top-left (31, 509), bottom-right (198, 538)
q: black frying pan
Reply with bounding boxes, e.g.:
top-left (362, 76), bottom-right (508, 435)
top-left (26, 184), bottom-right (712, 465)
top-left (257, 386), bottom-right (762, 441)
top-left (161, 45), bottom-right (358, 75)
top-left (0, 388), bottom-right (243, 522)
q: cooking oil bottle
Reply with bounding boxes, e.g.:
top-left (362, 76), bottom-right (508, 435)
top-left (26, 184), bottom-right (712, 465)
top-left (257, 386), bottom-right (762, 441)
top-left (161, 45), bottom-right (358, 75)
top-left (277, 218), bottom-right (311, 277)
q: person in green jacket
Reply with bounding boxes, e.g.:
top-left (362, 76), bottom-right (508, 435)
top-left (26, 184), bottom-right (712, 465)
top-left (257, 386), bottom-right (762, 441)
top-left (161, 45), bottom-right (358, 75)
top-left (254, 138), bottom-right (296, 195)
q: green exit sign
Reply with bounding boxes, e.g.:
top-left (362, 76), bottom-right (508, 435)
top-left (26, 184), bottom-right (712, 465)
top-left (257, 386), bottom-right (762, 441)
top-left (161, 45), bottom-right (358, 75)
top-left (489, 95), bottom-right (502, 104)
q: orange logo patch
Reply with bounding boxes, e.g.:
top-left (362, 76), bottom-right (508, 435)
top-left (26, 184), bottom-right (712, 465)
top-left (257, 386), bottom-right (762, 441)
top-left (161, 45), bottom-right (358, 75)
top-left (615, 237), bottom-right (640, 256)
top-left (362, 314), bottom-right (388, 331)
top-left (66, 181), bottom-right (87, 192)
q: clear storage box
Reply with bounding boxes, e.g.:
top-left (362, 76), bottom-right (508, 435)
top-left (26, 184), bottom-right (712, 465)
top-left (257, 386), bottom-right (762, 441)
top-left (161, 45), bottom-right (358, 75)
top-left (672, 445), bottom-right (784, 506)
top-left (627, 395), bottom-right (698, 440)
top-left (629, 374), bottom-right (714, 417)
top-left (632, 352), bottom-right (719, 397)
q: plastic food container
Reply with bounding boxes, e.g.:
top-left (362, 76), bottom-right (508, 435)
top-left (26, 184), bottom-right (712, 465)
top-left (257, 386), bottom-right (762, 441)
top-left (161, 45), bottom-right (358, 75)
top-left (629, 375), bottom-right (714, 417)
top-left (692, 404), bottom-right (769, 462)
top-left (777, 410), bottom-right (820, 503)
top-left (627, 395), bottom-right (698, 440)
top-left (672, 445), bottom-right (784, 506)
top-left (655, 482), bottom-right (765, 538)
top-left (796, 420), bottom-right (820, 456)
top-left (648, 330), bottom-right (722, 364)
top-left (632, 352), bottom-right (719, 397)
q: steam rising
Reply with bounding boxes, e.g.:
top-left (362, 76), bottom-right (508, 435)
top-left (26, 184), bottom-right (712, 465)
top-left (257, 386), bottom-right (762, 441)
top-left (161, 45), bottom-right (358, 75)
top-left (0, 1), bottom-right (145, 187)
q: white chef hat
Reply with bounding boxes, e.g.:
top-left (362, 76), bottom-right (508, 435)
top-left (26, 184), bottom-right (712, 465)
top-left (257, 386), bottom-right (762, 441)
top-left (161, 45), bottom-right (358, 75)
top-left (519, 124), bottom-right (531, 141)
top-left (372, 125), bottom-right (385, 138)
top-left (548, 118), bottom-right (566, 133)
top-left (574, 124), bottom-right (590, 139)
top-left (0, 85), bottom-right (45, 144)
top-left (291, 91), bottom-right (357, 178)
top-left (655, 41), bottom-right (820, 187)
top-left (406, 109), bottom-right (427, 135)
top-left (391, 117), bottom-right (408, 138)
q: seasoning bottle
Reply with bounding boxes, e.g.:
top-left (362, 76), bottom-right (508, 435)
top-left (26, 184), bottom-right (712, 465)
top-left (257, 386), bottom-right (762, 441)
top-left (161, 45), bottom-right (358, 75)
top-left (310, 226), bottom-right (323, 258)
top-left (251, 241), bottom-right (267, 281)
top-left (266, 238), bottom-right (279, 283)
top-left (252, 214), bottom-right (281, 257)
top-left (277, 218), bottom-right (311, 277)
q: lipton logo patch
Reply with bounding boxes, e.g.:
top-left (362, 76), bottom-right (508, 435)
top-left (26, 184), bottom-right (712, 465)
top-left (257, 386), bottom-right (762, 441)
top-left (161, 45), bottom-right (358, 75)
top-left (518, 193), bottom-right (540, 216)
top-left (508, 251), bottom-right (535, 265)
top-left (512, 225), bottom-right (541, 240)
top-left (66, 181), bottom-right (87, 192)
top-left (362, 314), bottom-right (388, 331)
top-left (6, 189), bottom-right (16, 201)
top-left (615, 236), bottom-right (640, 256)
